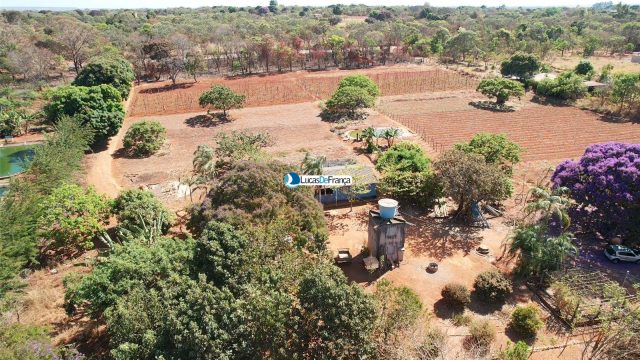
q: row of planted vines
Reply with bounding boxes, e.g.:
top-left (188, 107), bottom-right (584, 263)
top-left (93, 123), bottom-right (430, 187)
top-left (382, 104), bottom-right (640, 161)
top-left (539, 267), bottom-right (639, 328)
top-left (128, 68), bottom-right (479, 117)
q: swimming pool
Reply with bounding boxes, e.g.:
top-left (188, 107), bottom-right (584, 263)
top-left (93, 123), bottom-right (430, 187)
top-left (0, 144), bottom-right (36, 178)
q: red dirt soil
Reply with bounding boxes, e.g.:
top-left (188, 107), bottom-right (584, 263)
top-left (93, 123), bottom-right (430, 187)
top-left (380, 93), bottom-right (640, 161)
top-left (128, 66), bottom-right (478, 117)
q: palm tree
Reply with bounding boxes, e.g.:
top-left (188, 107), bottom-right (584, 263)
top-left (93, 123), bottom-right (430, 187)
top-left (361, 126), bottom-right (377, 153)
top-left (193, 144), bottom-right (217, 181)
top-left (300, 152), bottom-right (326, 175)
top-left (381, 127), bottom-right (400, 147)
top-left (524, 186), bottom-right (574, 230)
top-left (509, 225), bottom-right (577, 278)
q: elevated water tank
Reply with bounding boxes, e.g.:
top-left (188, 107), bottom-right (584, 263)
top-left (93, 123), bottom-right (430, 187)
top-left (378, 198), bottom-right (398, 219)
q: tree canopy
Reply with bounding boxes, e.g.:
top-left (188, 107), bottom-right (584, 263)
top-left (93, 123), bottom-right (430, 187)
top-left (73, 57), bottom-right (135, 98)
top-left (198, 85), bottom-right (246, 117)
top-left (500, 53), bottom-right (542, 80)
top-left (476, 78), bottom-right (524, 105)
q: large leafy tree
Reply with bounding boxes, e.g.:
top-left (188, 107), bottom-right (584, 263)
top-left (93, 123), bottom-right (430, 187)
top-left (44, 84), bottom-right (125, 142)
top-left (337, 75), bottom-right (381, 97)
top-left (476, 78), bottom-right (524, 105)
top-left (552, 142), bottom-right (640, 240)
top-left (609, 73), bottom-right (640, 112)
top-left (324, 75), bottom-right (379, 120)
top-left (500, 52), bottom-right (541, 80)
top-left (433, 149), bottom-right (508, 220)
top-left (73, 57), bottom-right (135, 98)
top-left (198, 85), bottom-right (246, 118)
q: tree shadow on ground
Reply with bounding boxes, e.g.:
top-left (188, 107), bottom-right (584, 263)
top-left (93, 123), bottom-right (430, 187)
top-left (433, 298), bottom-right (463, 320)
top-left (139, 82), bottom-right (194, 94)
top-left (337, 253), bottom-right (387, 285)
top-left (530, 95), bottom-right (573, 107)
top-left (407, 217), bottom-right (483, 261)
top-left (185, 114), bottom-right (231, 128)
top-left (469, 101), bottom-right (515, 112)
top-left (468, 292), bottom-right (506, 315)
top-left (52, 311), bottom-right (110, 358)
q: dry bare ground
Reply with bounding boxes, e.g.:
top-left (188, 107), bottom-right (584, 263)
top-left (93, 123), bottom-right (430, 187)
top-left (128, 65), bottom-right (478, 116)
top-left (379, 91), bottom-right (640, 161)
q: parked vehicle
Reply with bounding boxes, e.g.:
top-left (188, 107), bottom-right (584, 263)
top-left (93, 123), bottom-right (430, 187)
top-left (335, 248), bottom-right (352, 264)
top-left (604, 245), bottom-right (640, 263)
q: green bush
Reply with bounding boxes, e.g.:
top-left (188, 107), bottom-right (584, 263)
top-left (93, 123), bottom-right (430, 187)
top-left (468, 319), bottom-right (496, 349)
top-left (473, 270), bottom-right (512, 303)
top-left (510, 305), bottom-right (544, 338)
top-left (122, 121), bottom-right (166, 157)
top-left (378, 170), bottom-right (442, 210)
top-left (112, 189), bottom-right (174, 234)
top-left (37, 184), bottom-right (111, 254)
top-left (441, 283), bottom-right (470, 310)
top-left (574, 60), bottom-right (594, 78)
top-left (73, 57), bottom-right (135, 98)
top-left (535, 72), bottom-right (587, 101)
top-left (376, 142), bottom-right (430, 173)
top-left (499, 341), bottom-right (530, 360)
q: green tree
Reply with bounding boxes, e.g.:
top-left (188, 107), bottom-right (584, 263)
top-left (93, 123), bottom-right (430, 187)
top-left (445, 29), bottom-right (479, 62)
top-left (378, 170), bottom-right (441, 210)
top-left (500, 52), bottom-right (542, 80)
top-left (509, 225), bottom-right (577, 278)
top-left (476, 78), bottom-right (525, 105)
top-left (524, 186), bottom-right (573, 230)
top-left (300, 152), bottom-right (326, 175)
top-left (610, 73), bottom-right (640, 112)
top-left (574, 59), bottom-right (594, 76)
top-left (37, 184), bottom-right (111, 255)
top-left (122, 121), bottom-right (166, 157)
top-left (193, 221), bottom-right (249, 288)
top-left (337, 75), bottom-right (381, 97)
top-left (293, 266), bottom-right (376, 358)
top-left (44, 84), bottom-right (125, 142)
top-left (185, 51), bottom-right (206, 82)
top-left (324, 86), bottom-right (375, 119)
top-left (434, 149), bottom-right (509, 220)
top-left (198, 85), bottom-right (246, 118)
top-left (536, 71), bottom-right (587, 100)
top-left (376, 142), bottom-right (430, 173)
top-left (455, 133), bottom-right (521, 175)
top-left (72, 57), bottom-right (135, 98)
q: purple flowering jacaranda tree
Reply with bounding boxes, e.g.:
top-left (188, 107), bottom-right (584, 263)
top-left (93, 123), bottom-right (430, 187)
top-left (551, 142), bottom-right (640, 239)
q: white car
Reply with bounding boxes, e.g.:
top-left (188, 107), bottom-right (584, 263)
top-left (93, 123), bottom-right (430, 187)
top-left (605, 245), bottom-right (640, 264)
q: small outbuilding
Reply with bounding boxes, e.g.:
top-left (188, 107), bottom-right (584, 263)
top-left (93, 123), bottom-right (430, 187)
top-left (318, 159), bottom-right (378, 207)
top-left (367, 201), bottom-right (407, 269)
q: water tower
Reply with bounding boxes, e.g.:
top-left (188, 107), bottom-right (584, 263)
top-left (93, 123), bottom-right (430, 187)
top-left (367, 199), bottom-right (407, 268)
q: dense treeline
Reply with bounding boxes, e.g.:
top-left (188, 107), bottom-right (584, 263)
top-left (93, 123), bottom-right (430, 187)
top-left (1, 3), bottom-right (640, 85)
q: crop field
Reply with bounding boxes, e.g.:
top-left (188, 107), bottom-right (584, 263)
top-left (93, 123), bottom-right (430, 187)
top-left (380, 94), bottom-right (640, 161)
top-left (128, 67), bottom-right (478, 116)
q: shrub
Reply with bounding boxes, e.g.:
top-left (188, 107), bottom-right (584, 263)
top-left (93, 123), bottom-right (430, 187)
top-left (112, 189), bottom-right (174, 234)
top-left (535, 71), bottom-right (587, 100)
top-left (73, 57), bottom-right (135, 98)
top-left (473, 270), bottom-right (512, 303)
top-left (499, 341), bottom-right (530, 360)
top-left (574, 60), bottom-right (594, 77)
top-left (468, 319), bottom-right (496, 349)
top-left (441, 283), bottom-right (471, 310)
top-left (378, 170), bottom-right (442, 210)
top-left (476, 78), bottom-right (524, 105)
top-left (452, 313), bottom-right (472, 326)
top-left (510, 305), bottom-right (544, 338)
top-left (122, 121), bottom-right (166, 157)
top-left (37, 184), bottom-right (111, 254)
top-left (376, 142), bottom-right (430, 173)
